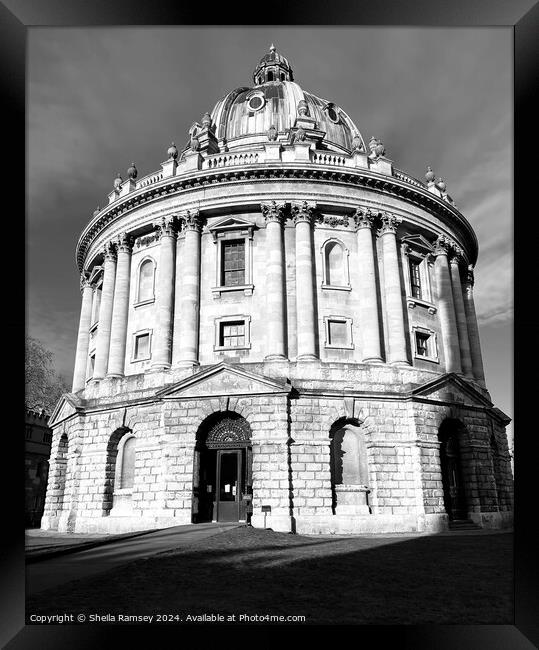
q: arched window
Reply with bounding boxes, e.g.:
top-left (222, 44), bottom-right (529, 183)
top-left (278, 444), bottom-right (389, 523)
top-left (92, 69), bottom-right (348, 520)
top-left (322, 239), bottom-right (349, 289)
top-left (119, 436), bottom-right (136, 489)
top-left (47, 433), bottom-right (68, 522)
top-left (105, 429), bottom-right (136, 515)
top-left (438, 419), bottom-right (468, 521)
top-left (137, 259), bottom-right (155, 302)
top-left (330, 422), bottom-right (371, 515)
top-left (267, 71), bottom-right (274, 82)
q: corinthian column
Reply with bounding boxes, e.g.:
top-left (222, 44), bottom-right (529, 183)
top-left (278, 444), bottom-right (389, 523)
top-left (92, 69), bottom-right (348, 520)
top-left (72, 275), bottom-right (94, 392)
top-left (174, 210), bottom-right (202, 368)
top-left (93, 242), bottom-right (117, 380)
top-left (379, 213), bottom-right (409, 365)
top-left (449, 248), bottom-right (473, 377)
top-left (292, 201), bottom-right (318, 361)
top-left (463, 266), bottom-right (485, 382)
top-left (151, 216), bottom-right (177, 370)
top-left (107, 233), bottom-right (133, 378)
top-left (354, 208), bottom-right (382, 363)
top-left (433, 236), bottom-right (462, 373)
top-left (261, 201), bottom-right (287, 361)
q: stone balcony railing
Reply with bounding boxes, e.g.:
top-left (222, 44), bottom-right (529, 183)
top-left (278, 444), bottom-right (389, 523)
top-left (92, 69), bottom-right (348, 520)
top-left (107, 144), bottom-right (450, 206)
top-left (78, 140), bottom-right (467, 271)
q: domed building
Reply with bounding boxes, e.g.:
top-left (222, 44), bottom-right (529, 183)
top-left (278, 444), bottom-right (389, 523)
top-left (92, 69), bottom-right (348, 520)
top-left (43, 46), bottom-right (513, 535)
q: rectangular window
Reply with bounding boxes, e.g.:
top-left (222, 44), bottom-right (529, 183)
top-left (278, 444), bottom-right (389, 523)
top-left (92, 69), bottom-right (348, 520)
top-left (328, 320), bottom-right (348, 346)
top-left (409, 258), bottom-right (422, 299)
top-left (42, 432), bottom-right (52, 444)
top-left (220, 321), bottom-right (246, 348)
top-left (415, 332), bottom-right (430, 357)
top-left (91, 287), bottom-right (102, 325)
top-left (89, 353), bottom-right (96, 376)
top-left (25, 426), bottom-right (32, 440)
top-left (134, 333), bottom-right (150, 359)
top-left (325, 316), bottom-right (353, 349)
top-left (222, 240), bottom-right (245, 287)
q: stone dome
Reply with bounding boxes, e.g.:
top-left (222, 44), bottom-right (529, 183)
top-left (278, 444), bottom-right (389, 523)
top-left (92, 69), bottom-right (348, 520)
top-left (206, 46), bottom-right (365, 154)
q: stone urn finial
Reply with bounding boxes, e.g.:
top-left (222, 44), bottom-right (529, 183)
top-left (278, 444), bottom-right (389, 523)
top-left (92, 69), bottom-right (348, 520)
top-left (267, 124), bottom-right (277, 141)
top-left (297, 99), bottom-right (309, 117)
top-left (113, 173), bottom-right (122, 190)
top-left (127, 162), bottom-right (138, 180)
top-left (202, 112), bottom-right (212, 128)
top-left (369, 136), bottom-right (385, 158)
top-left (93, 206), bottom-right (100, 216)
top-left (425, 165), bottom-right (435, 183)
top-left (436, 177), bottom-right (447, 192)
top-left (167, 142), bottom-right (178, 160)
top-left (352, 134), bottom-right (363, 153)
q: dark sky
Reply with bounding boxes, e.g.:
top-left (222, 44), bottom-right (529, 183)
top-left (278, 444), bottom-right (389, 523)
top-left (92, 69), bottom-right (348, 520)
top-left (27, 26), bottom-right (512, 436)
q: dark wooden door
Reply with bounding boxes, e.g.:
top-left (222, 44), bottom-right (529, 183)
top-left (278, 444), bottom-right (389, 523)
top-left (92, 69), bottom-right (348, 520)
top-left (215, 450), bottom-right (241, 522)
top-left (441, 435), bottom-right (467, 520)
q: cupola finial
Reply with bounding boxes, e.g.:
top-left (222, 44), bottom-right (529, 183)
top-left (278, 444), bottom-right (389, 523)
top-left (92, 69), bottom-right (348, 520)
top-left (270, 43), bottom-right (276, 53)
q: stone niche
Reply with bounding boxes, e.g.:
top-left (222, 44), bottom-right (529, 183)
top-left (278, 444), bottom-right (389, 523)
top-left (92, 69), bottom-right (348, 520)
top-left (330, 423), bottom-right (371, 515)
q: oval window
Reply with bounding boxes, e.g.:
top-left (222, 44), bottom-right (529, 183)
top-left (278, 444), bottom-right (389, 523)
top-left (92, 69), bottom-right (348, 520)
top-left (248, 95), bottom-right (264, 111)
top-left (326, 106), bottom-right (340, 123)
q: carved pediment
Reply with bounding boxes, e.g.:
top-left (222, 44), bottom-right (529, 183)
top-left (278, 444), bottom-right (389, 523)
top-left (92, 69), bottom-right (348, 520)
top-left (410, 373), bottom-right (492, 408)
top-left (88, 265), bottom-right (103, 286)
top-left (48, 393), bottom-right (85, 427)
top-left (156, 362), bottom-right (291, 399)
top-left (401, 233), bottom-right (435, 255)
top-left (207, 216), bottom-right (256, 241)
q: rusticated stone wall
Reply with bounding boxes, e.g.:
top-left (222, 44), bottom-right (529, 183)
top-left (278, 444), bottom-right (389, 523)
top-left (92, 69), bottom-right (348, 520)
top-left (42, 364), bottom-right (513, 535)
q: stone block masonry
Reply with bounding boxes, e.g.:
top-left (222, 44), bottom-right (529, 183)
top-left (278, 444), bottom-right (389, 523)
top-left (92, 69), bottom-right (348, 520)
top-left (42, 362), bottom-right (514, 535)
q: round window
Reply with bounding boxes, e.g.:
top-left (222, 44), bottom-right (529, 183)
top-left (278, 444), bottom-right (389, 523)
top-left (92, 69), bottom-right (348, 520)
top-left (248, 95), bottom-right (264, 111)
top-left (326, 106), bottom-right (340, 123)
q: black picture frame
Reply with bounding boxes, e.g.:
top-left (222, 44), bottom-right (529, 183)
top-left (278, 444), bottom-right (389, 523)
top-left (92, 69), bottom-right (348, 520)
top-left (4, 1), bottom-right (538, 647)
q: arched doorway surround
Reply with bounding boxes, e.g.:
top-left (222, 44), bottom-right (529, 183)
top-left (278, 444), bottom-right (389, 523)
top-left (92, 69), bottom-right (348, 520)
top-left (438, 419), bottom-right (468, 520)
top-left (330, 419), bottom-right (371, 515)
top-left (193, 412), bottom-right (253, 524)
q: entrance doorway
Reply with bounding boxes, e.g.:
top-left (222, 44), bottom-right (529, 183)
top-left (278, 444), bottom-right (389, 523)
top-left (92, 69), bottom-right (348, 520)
top-left (193, 413), bottom-right (252, 524)
top-left (438, 419), bottom-right (468, 520)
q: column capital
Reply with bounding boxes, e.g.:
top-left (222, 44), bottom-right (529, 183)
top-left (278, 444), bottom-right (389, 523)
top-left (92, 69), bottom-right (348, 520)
top-left (378, 212), bottom-right (401, 236)
top-left (433, 234), bottom-right (453, 256)
top-left (153, 215), bottom-right (178, 239)
top-left (116, 232), bottom-right (134, 253)
top-left (292, 201), bottom-right (316, 225)
top-left (79, 273), bottom-right (92, 292)
top-left (179, 209), bottom-right (203, 233)
top-left (449, 244), bottom-right (465, 265)
top-left (353, 207), bottom-right (377, 229)
top-left (103, 240), bottom-right (117, 261)
top-left (261, 200), bottom-right (286, 224)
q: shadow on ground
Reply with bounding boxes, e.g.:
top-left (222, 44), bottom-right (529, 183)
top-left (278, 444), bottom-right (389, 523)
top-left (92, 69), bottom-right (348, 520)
top-left (26, 527), bottom-right (513, 625)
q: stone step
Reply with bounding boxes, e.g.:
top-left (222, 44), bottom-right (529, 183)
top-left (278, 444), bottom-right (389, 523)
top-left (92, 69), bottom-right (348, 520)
top-left (448, 519), bottom-right (482, 530)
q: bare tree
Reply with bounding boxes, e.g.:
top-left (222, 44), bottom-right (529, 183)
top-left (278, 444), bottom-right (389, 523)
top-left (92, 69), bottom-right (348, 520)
top-left (25, 336), bottom-right (69, 415)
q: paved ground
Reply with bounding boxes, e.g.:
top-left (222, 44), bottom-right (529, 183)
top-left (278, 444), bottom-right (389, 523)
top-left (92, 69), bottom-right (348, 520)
top-left (26, 529), bottom-right (141, 549)
top-left (26, 527), bottom-right (513, 625)
top-left (26, 522), bottom-right (240, 595)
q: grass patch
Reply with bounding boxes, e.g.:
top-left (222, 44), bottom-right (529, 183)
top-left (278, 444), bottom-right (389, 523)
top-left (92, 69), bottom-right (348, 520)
top-left (27, 528), bottom-right (513, 625)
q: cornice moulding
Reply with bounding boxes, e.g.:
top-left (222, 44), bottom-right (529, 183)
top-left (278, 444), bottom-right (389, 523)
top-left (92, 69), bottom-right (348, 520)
top-left (77, 165), bottom-right (477, 272)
